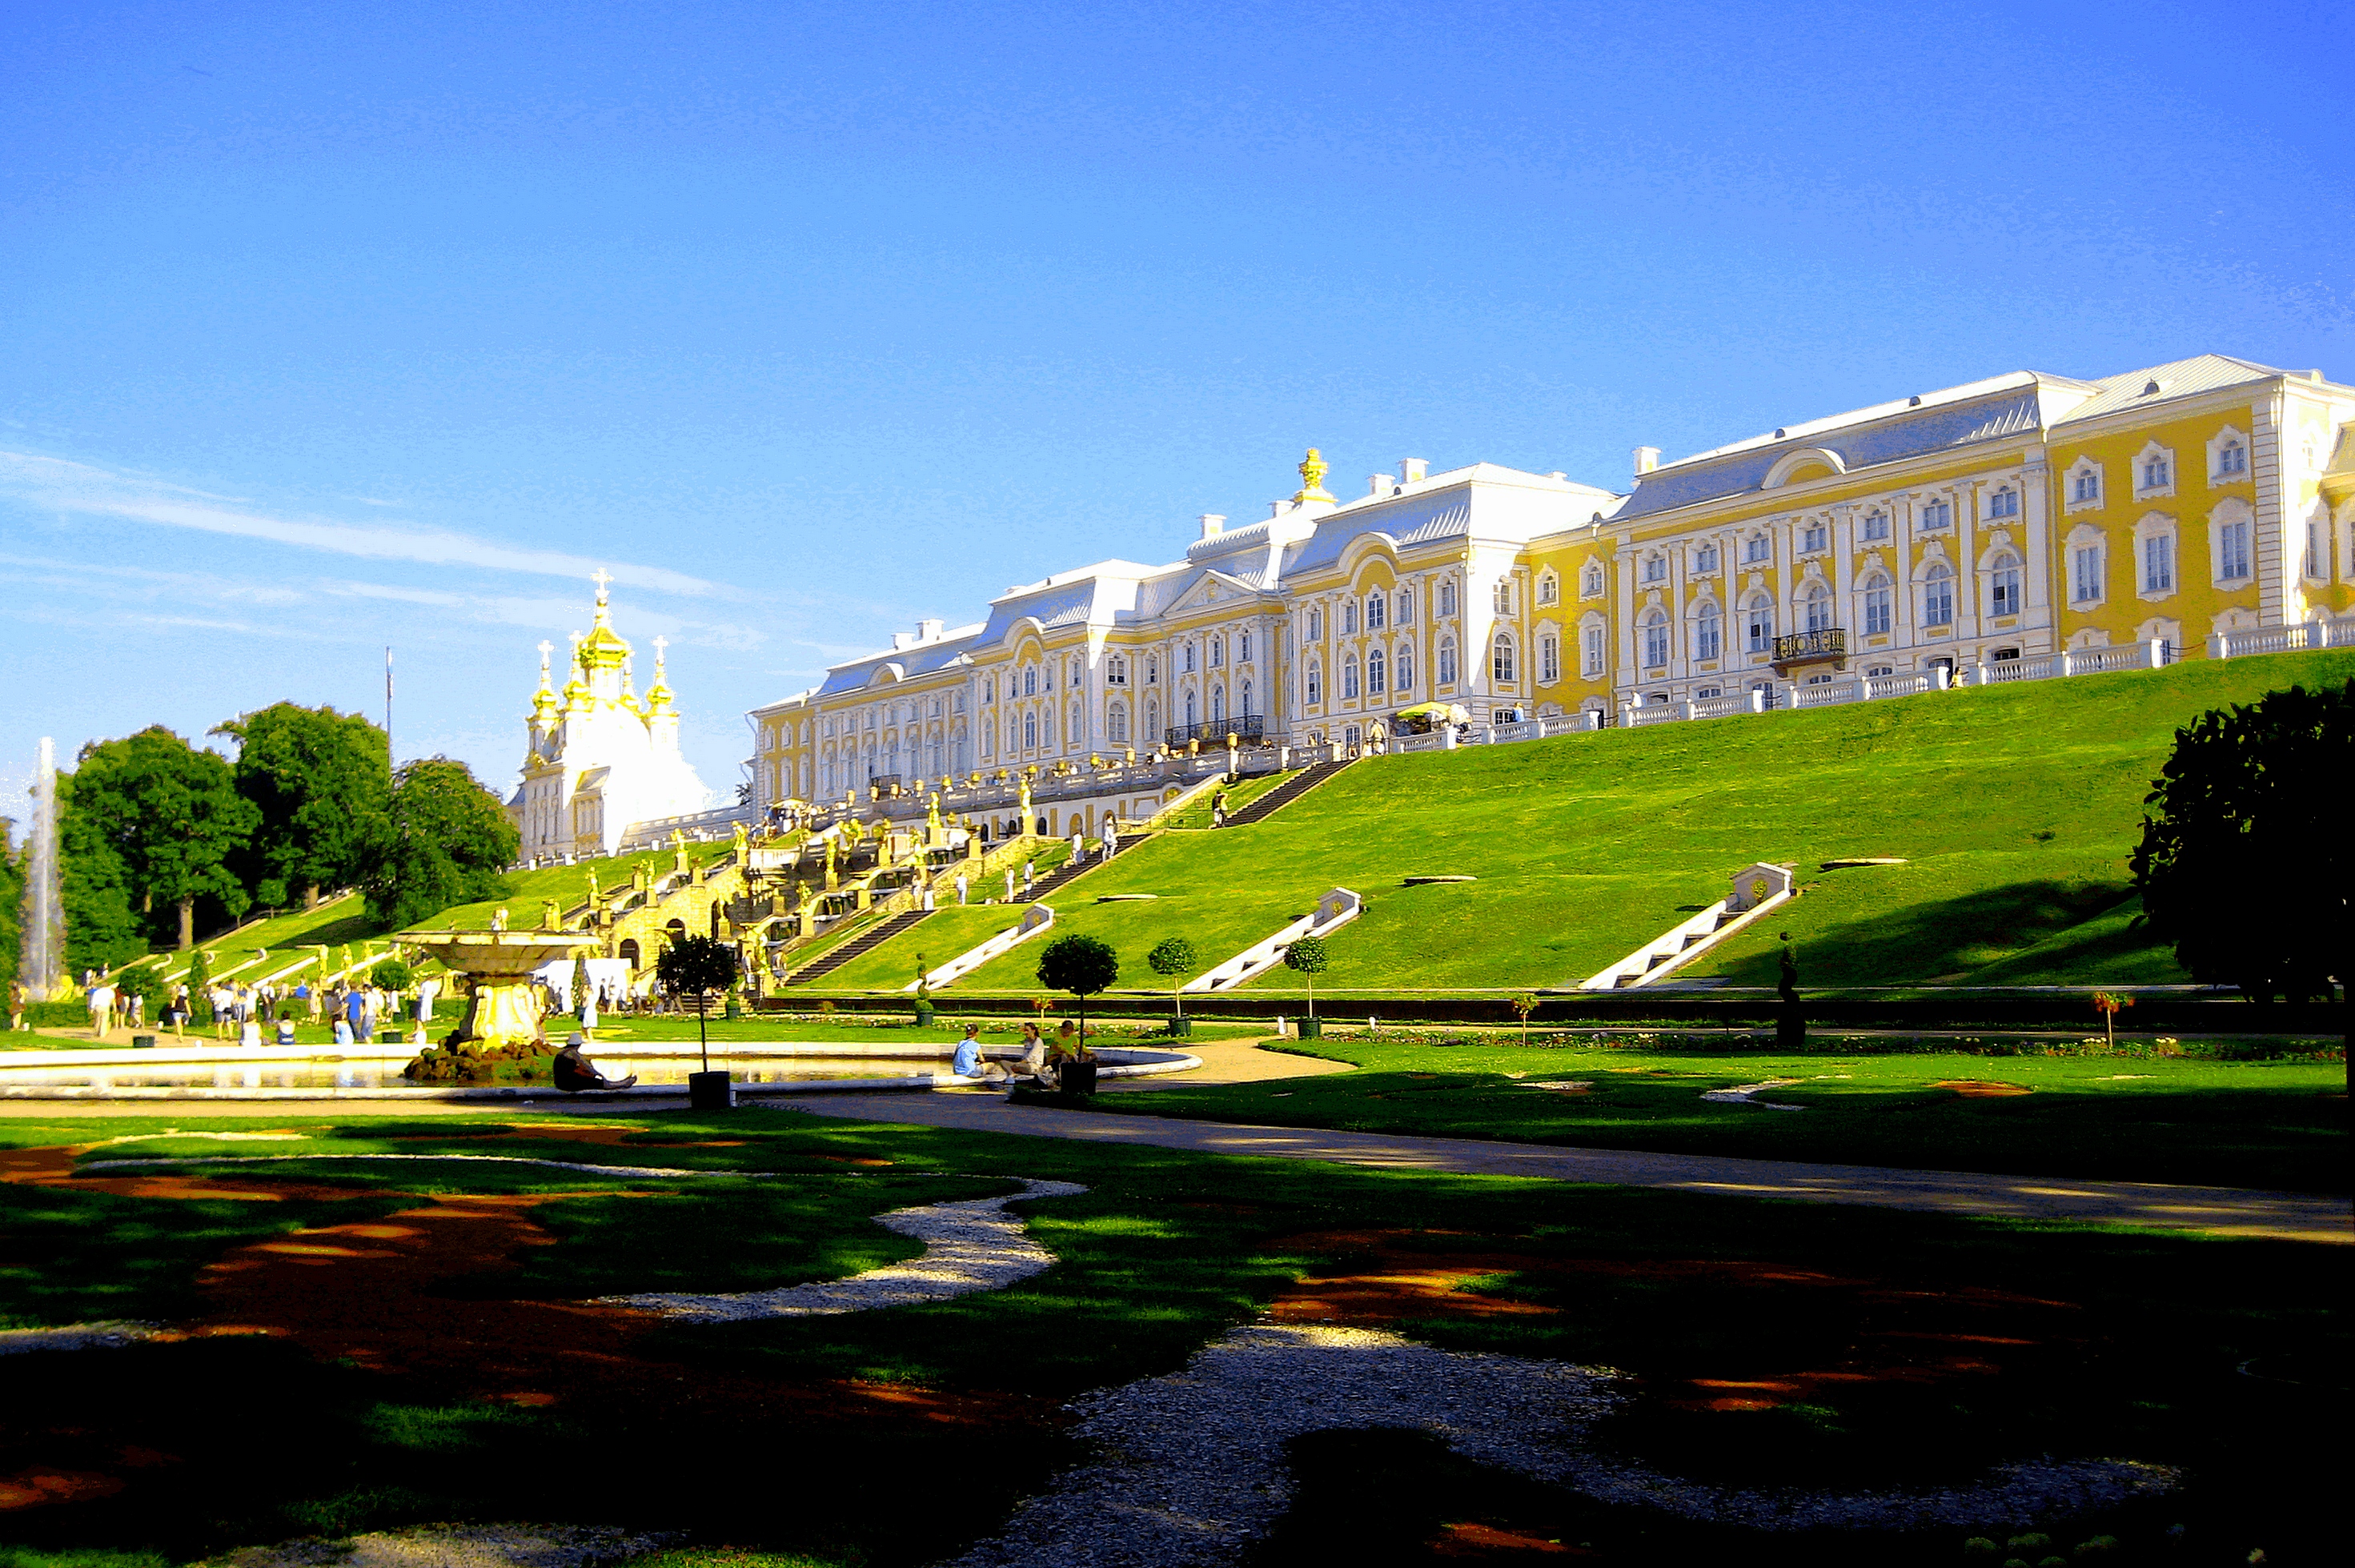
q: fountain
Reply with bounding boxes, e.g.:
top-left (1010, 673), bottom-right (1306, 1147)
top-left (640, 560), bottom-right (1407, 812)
top-left (395, 928), bottom-right (606, 1051)
top-left (17, 738), bottom-right (66, 1002)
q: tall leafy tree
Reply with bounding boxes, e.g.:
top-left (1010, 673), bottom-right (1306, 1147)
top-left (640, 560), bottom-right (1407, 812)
top-left (55, 771), bottom-right (142, 976)
top-left (2132, 680), bottom-right (2350, 1013)
top-left (68, 728), bottom-right (259, 951)
top-left (214, 703), bottom-right (391, 909)
top-left (356, 757), bottom-right (520, 932)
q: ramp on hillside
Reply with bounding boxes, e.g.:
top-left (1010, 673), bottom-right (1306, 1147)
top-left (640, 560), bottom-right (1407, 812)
top-left (1183, 888), bottom-right (1362, 993)
top-left (1578, 862), bottom-right (1797, 990)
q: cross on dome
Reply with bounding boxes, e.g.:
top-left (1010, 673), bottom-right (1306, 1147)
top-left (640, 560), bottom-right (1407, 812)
top-left (592, 568), bottom-right (613, 601)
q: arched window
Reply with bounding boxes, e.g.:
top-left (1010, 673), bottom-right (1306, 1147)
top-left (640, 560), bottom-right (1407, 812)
top-left (1641, 611), bottom-right (1668, 668)
top-left (1366, 592), bottom-right (1386, 630)
top-left (1744, 594), bottom-right (1774, 652)
top-left (1305, 664), bottom-right (1322, 704)
top-left (1988, 551), bottom-right (2022, 618)
top-left (1438, 579), bottom-right (1458, 617)
top-left (1240, 680), bottom-right (1253, 715)
top-left (1211, 685), bottom-right (1225, 722)
top-left (1395, 590), bottom-right (1412, 624)
top-left (1438, 638), bottom-right (1458, 685)
top-left (1493, 634), bottom-right (1517, 684)
top-left (1582, 562), bottom-right (1603, 596)
top-left (1306, 608), bottom-right (1323, 640)
top-left (1342, 656), bottom-right (1360, 699)
top-left (1042, 710), bottom-right (1054, 745)
top-left (1185, 690), bottom-right (1198, 727)
top-left (1023, 666), bottom-right (1037, 696)
top-left (1695, 600), bottom-right (1722, 662)
top-left (1145, 699), bottom-right (1160, 736)
top-left (1394, 643), bottom-right (1413, 692)
top-left (1923, 563), bottom-right (1954, 627)
top-left (1366, 648), bottom-right (1386, 694)
top-left (1860, 572), bottom-right (1892, 636)
top-left (1802, 581), bottom-right (1833, 632)
top-left (1023, 712), bottom-right (1038, 748)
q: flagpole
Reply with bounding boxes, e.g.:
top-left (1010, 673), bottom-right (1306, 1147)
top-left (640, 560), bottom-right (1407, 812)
top-left (384, 646), bottom-right (395, 768)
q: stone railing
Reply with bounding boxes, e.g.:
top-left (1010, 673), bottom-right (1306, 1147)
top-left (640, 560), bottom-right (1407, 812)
top-left (2209, 618), bottom-right (2355, 660)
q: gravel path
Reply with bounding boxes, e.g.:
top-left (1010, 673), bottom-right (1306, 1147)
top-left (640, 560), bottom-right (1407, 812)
top-left (599, 1178), bottom-right (1088, 1319)
top-left (785, 1091), bottom-right (2353, 1243)
top-left (946, 1321), bottom-right (2177, 1566)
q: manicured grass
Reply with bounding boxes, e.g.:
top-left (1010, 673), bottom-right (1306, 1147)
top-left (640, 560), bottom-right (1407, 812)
top-left (827, 650), bottom-right (2355, 998)
top-left (1156, 765), bottom-right (1299, 829)
top-left (804, 905), bottom-right (1020, 992)
top-left (0, 1107), bottom-right (2343, 1564)
top-left (1093, 1036), bottom-right (2349, 1192)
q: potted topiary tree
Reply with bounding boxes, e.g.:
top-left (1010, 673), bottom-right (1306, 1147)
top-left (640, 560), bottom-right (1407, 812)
top-left (912, 952), bottom-right (936, 1028)
top-left (1283, 936), bottom-right (1327, 1038)
top-left (1035, 933), bottom-right (1118, 1094)
top-left (1146, 936), bottom-right (1198, 1037)
top-left (187, 948), bottom-right (214, 1029)
top-left (656, 933), bottom-right (741, 1110)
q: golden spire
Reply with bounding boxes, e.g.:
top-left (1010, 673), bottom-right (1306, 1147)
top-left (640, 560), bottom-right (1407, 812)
top-left (1293, 447), bottom-right (1335, 503)
top-left (591, 567), bottom-right (614, 625)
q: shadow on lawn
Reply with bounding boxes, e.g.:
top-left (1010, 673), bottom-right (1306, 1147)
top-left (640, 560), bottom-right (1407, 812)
top-left (1707, 876), bottom-right (2148, 987)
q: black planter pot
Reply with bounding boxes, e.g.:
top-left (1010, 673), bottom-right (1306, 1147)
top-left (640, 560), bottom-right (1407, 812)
top-left (688, 1069), bottom-right (736, 1110)
top-left (1061, 1060), bottom-right (1100, 1096)
top-left (1297, 1017), bottom-right (1322, 1039)
top-left (1163, 1017), bottom-right (1192, 1037)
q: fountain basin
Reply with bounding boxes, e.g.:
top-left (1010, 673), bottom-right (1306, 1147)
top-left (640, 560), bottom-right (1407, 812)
top-left (0, 1042), bottom-right (1202, 1101)
top-left (396, 929), bottom-right (606, 1049)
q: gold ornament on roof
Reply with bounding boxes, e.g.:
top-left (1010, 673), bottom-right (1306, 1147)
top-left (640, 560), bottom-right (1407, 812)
top-left (1294, 447), bottom-right (1335, 503)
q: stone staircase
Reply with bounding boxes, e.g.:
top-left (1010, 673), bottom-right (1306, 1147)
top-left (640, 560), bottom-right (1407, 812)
top-left (1219, 758), bottom-right (1354, 828)
top-left (1575, 861), bottom-right (1798, 990)
top-left (783, 909), bottom-right (933, 986)
top-left (1013, 832), bottom-right (1148, 903)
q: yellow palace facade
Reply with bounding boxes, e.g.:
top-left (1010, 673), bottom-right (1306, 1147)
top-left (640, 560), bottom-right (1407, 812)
top-left (747, 354), bottom-right (2354, 826)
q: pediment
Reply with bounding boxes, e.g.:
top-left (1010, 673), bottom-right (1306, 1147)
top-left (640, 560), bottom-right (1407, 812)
top-left (1165, 569), bottom-right (1268, 617)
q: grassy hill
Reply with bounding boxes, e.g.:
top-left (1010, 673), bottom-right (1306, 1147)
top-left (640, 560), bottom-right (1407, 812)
top-left (801, 649), bottom-right (2355, 997)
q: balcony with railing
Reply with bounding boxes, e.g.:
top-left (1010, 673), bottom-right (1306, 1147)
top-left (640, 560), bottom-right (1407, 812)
top-left (1165, 715), bottom-right (1266, 748)
top-left (1771, 628), bottom-right (1847, 672)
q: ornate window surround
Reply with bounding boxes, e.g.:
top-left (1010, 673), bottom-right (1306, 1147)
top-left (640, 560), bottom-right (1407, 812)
top-left (2132, 440), bottom-right (2177, 502)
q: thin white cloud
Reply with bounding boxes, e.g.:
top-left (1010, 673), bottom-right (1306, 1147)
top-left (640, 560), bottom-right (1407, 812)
top-left (0, 450), bottom-right (724, 597)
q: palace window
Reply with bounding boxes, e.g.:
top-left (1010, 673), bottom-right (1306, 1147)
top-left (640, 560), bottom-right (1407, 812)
top-left (1696, 687), bottom-right (1723, 700)
top-left (2142, 533), bottom-right (2174, 593)
top-left (1395, 590), bottom-right (1413, 624)
top-left (1641, 612), bottom-right (1668, 669)
top-left (1366, 593), bottom-right (1386, 630)
top-left (1185, 691), bottom-right (1198, 727)
top-left (2217, 439), bottom-right (2247, 478)
top-left (1988, 487), bottom-right (2020, 520)
top-left (1342, 655), bottom-right (1360, 700)
top-left (1801, 523), bottom-right (1827, 554)
top-left (1862, 510), bottom-right (1890, 541)
top-left (1366, 648), bottom-right (1386, 694)
top-left (1394, 643), bottom-right (1413, 691)
top-left (1210, 636), bottom-right (1224, 668)
top-left (1695, 543), bottom-right (1719, 573)
top-left (1181, 643), bottom-right (1195, 674)
top-left (1105, 655), bottom-right (1127, 686)
top-left (1743, 533), bottom-right (1771, 563)
top-left (1802, 581), bottom-right (1833, 632)
top-left (1438, 580), bottom-right (1458, 617)
top-left (1023, 712), bottom-right (1038, 748)
top-left (1583, 624), bottom-right (1605, 676)
top-left (1581, 562), bottom-right (1604, 597)
top-left (1438, 638), bottom-right (1458, 685)
top-left (1239, 631), bottom-right (1252, 661)
top-left (1306, 664), bottom-right (1322, 704)
top-left (1539, 635), bottom-right (1560, 684)
top-left (1537, 572), bottom-right (1558, 606)
top-left (1922, 564), bottom-right (1954, 626)
top-left (1862, 574), bottom-right (1892, 635)
top-left (2305, 520), bottom-right (2325, 579)
top-left (1493, 633), bottom-right (1517, 683)
top-left (1241, 680), bottom-right (1254, 715)
top-left (1493, 581), bottom-right (1515, 615)
top-left (2072, 544), bottom-right (2103, 602)
top-left (1023, 667), bottom-right (1037, 696)
top-left (1306, 608), bottom-right (1323, 640)
top-left (1110, 703), bottom-right (1130, 743)
top-left (2072, 466), bottom-right (2101, 504)
top-left (1211, 686), bottom-right (1225, 722)
top-left (2144, 455), bottom-right (2170, 490)
top-left (1641, 554), bottom-right (1666, 583)
top-left (1695, 600), bottom-right (1722, 662)
top-left (1920, 499), bottom-right (1952, 531)
top-left (1988, 552), bottom-right (2022, 618)
top-left (1744, 595), bottom-right (1774, 652)
top-left (1145, 656), bottom-right (1158, 684)
top-left (1342, 601), bottom-right (1358, 635)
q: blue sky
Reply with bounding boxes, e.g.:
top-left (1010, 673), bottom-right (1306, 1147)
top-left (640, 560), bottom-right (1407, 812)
top-left (4, 0), bottom-right (2349, 813)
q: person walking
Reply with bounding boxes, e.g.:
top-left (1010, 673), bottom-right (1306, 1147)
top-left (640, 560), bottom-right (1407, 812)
top-left (1004, 867), bottom-right (1016, 901)
top-left (955, 872), bottom-right (969, 906)
top-left (1022, 858), bottom-right (1035, 894)
top-left (9, 977), bottom-right (26, 1033)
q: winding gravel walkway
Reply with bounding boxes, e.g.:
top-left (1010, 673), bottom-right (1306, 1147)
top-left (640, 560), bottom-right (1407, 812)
top-left (598, 1178), bottom-right (1088, 1319)
top-left (947, 1321), bottom-right (2177, 1566)
top-left (784, 1091), bottom-right (2352, 1243)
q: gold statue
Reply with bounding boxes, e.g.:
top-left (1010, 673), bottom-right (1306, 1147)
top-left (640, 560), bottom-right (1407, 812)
top-left (1294, 447), bottom-right (1335, 503)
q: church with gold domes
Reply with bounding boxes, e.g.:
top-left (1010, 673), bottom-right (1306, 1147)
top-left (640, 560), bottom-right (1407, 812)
top-left (508, 573), bottom-right (712, 858)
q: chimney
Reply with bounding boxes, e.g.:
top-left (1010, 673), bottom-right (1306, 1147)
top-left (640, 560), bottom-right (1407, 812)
top-left (1401, 458), bottom-right (1428, 483)
top-left (1633, 446), bottom-right (1660, 477)
top-left (889, 632), bottom-right (915, 651)
top-left (1369, 475), bottom-right (1390, 496)
top-left (918, 618), bottom-right (944, 642)
top-left (1198, 513), bottom-right (1226, 540)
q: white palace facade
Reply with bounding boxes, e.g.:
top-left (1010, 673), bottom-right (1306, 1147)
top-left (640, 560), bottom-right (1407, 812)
top-left (746, 355), bottom-right (2355, 831)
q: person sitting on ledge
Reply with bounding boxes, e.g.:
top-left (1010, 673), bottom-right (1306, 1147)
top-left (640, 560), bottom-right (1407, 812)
top-left (553, 1033), bottom-right (637, 1093)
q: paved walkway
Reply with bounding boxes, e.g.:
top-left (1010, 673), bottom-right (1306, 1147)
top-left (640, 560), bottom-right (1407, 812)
top-left (782, 1090), bottom-right (2351, 1245)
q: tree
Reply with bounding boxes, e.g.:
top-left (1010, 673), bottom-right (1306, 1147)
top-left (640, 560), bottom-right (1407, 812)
top-left (656, 933), bottom-right (740, 1071)
top-left (1036, 933), bottom-right (1119, 1052)
top-left (371, 957), bottom-right (415, 992)
top-left (1509, 991), bottom-right (1539, 1046)
top-left (55, 771), bottom-right (143, 977)
top-left (1283, 935), bottom-right (1328, 1019)
top-left (215, 703), bottom-right (391, 909)
top-left (2132, 681), bottom-right (2351, 1011)
top-left (1147, 936), bottom-right (1198, 1021)
top-left (68, 728), bottom-right (259, 950)
top-left (355, 758), bottom-right (520, 932)
top-left (187, 948), bottom-right (214, 1027)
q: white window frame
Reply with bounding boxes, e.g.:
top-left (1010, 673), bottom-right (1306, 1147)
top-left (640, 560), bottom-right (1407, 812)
top-left (1860, 575), bottom-right (1892, 636)
top-left (1580, 616), bottom-right (1607, 677)
top-left (2206, 425), bottom-right (2251, 487)
top-left (1693, 600), bottom-right (1723, 662)
top-left (1694, 543), bottom-right (1719, 574)
top-left (1493, 633), bottom-right (1517, 684)
top-left (1743, 594), bottom-right (1774, 653)
top-left (1365, 592), bottom-right (1386, 631)
top-left (1437, 637), bottom-right (1458, 687)
top-left (1918, 498), bottom-right (1953, 532)
top-left (1437, 580), bottom-right (1458, 618)
top-left (1539, 635), bottom-right (1559, 684)
top-left (1640, 612), bottom-right (1668, 670)
top-left (1986, 484), bottom-right (2020, 521)
top-left (1394, 642), bottom-right (1413, 692)
top-left (1860, 510), bottom-right (1891, 541)
top-left (2134, 512), bottom-right (2177, 600)
top-left (1800, 522), bottom-right (1828, 555)
top-left (2132, 441), bottom-right (2177, 501)
top-left (2067, 524), bottom-right (2107, 606)
top-left (1986, 551), bottom-right (2023, 620)
top-left (1921, 563), bottom-right (1955, 628)
top-left (1579, 561), bottom-right (1605, 600)
top-left (1536, 571), bottom-right (1559, 607)
top-left (2064, 458), bottom-right (2104, 514)
top-left (2208, 499), bottom-right (2254, 587)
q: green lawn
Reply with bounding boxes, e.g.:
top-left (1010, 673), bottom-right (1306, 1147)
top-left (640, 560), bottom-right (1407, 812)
top-left (1092, 1036), bottom-right (2349, 1193)
top-left (825, 650), bottom-right (2355, 997)
top-left (1156, 765), bottom-right (1300, 829)
top-left (0, 1108), bottom-right (2341, 1564)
